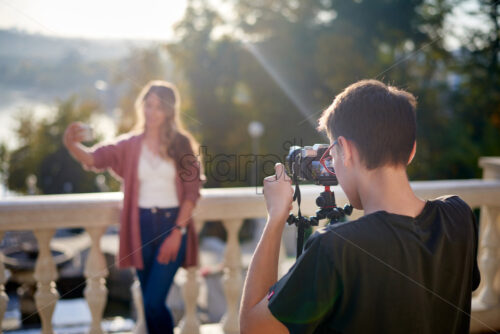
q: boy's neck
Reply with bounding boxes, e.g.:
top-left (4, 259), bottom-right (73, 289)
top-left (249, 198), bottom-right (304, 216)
top-left (357, 165), bottom-right (425, 218)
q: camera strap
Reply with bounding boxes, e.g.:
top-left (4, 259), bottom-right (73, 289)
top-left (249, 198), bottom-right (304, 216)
top-left (293, 177), bottom-right (302, 217)
top-left (293, 175), bottom-right (306, 258)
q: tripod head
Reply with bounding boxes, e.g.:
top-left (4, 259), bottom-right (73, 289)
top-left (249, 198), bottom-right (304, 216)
top-left (287, 186), bottom-right (353, 227)
top-left (287, 185), bottom-right (353, 258)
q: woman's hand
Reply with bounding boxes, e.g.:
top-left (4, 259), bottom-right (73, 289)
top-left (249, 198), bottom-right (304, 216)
top-left (157, 229), bottom-right (182, 264)
top-left (63, 122), bottom-right (89, 147)
top-left (63, 122), bottom-right (95, 167)
top-left (263, 163), bottom-right (294, 224)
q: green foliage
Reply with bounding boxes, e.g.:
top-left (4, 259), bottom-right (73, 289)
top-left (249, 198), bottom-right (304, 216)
top-left (0, 142), bottom-right (8, 188)
top-left (165, 0), bottom-right (499, 183)
top-left (413, 0), bottom-right (500, 179)
top-left (113, 46), bottom-right (169, 134)
top-left (3, 0), bottom-right (499, 192)
top-left (7, 97), bottom-right (120, 194)
top-left (166, 6), bottom-right (258, 187)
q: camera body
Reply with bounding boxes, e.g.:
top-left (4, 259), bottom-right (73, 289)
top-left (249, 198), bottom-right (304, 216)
top-left (285, 144), bottom-right (352, 258)
top-left (286, 144), bottom-right (338, 186)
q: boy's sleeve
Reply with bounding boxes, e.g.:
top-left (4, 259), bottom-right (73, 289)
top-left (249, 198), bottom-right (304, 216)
top-left (267, 232), bottom-right (342, 334)
top-left (444, 195), bottom-right (481, 291)
top-left (470, 208), bottom-right (481, 291)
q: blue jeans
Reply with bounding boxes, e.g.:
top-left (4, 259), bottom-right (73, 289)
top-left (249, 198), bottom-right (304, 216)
top-left (137, 207), bottom-right (187, 334)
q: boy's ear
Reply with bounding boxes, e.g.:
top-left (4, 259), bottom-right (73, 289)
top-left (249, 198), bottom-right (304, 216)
top-left (338, 136), bottom-right (353, 167)
top-left (408, 141), bottom-right (417, 165)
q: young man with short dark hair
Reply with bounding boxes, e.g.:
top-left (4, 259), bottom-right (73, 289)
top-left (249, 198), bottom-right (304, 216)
top-left (240, 80), bottom-right (480, 334)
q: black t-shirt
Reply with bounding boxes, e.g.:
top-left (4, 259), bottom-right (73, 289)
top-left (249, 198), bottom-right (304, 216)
top-left (268, 196), bottom-right (481, 334)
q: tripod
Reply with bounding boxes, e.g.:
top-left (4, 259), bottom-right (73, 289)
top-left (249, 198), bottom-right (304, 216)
top-left (287, 185), bottom-right (353, 258)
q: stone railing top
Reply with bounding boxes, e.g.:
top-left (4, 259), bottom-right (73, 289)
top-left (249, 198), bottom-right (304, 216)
top-left (1, 179), bottom-right (500, 230)
top-left (480, 157), bottom-right (500, 179)
top-left (479, 156), bottom-right (500, 167)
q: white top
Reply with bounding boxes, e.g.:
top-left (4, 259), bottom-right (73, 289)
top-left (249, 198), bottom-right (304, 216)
top-left (138, 144), bottom-right (179, 208)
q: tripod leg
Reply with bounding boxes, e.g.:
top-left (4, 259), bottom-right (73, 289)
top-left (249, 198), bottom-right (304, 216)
top-left (296, 224), bottom-right (305, 258)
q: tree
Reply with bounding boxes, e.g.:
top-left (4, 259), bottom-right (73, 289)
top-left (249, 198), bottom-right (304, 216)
top-left (7, 97), bottom-right (120, 194)
top-left (167, 0), bottom-right (469, 184)
top-left (0, 142), bottom-right (9, 194)
top-left (166, 4), bottom-right (259, 187)
top-left (112, 46), bottom-right (169, 134)
top-left (444, 0), bottom-right (500, 178)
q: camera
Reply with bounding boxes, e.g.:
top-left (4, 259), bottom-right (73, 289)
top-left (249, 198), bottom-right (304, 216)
top-left (286, 144), bottom-right (337, 186)
top-left (285, 143), bottom-right (352, 258)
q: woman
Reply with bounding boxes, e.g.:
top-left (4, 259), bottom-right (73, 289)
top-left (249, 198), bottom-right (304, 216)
top-left (63, 80), bottom-right (203, 334)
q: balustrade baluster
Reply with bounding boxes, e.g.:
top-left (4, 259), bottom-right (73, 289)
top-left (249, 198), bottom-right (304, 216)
top-left (132, 279), bottom-right (146, 334)
top-left (221, 219), bottom-right (243, 334)
top-left (477, 206), bottom-right (500, 307)
top-left (84, 226), bottom-right (109, 334)
top-left (33, 229), bottom-right (59, 334)
top-left (179, 267), bottom-right (201, 334)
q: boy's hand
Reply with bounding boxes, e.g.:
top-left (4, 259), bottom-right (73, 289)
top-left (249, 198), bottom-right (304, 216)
top-left (263, 163), bottom-right (294, 223)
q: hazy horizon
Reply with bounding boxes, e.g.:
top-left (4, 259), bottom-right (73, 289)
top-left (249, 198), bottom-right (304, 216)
top-left (0, 0), bottom-right (489, 49)
top-left (0, 0), bottom-right (187, 41)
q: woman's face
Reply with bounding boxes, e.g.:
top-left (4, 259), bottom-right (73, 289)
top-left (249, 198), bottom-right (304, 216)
top-left (143, 92), bottom-right (167, 130)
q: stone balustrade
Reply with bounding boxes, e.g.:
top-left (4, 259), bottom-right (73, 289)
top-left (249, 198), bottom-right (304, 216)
top-left (0, 157), bottom-right (499, 333)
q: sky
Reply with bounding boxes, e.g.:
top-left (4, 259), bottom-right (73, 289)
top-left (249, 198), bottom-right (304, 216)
top-left (0, 0), bottom-right (188, 40)
top-left (0, 0), bottom-right (489, 46)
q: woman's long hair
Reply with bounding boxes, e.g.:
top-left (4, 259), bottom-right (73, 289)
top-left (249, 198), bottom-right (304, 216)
top-left (133, 80), bottom-right (200, 169)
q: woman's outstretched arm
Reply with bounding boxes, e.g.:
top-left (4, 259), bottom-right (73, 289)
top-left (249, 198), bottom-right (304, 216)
top-left (63, 122), bottom-right (95, 168)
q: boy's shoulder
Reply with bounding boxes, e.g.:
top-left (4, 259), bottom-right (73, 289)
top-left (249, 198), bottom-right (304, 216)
top-left (309, 195), bottom-right (474, 253)
top-left (315, 211), bottom-right (385, 238)
top-left (431, 195), bottom-right (473, 215)
top-left (306, 215), bottom-right (381, 256)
